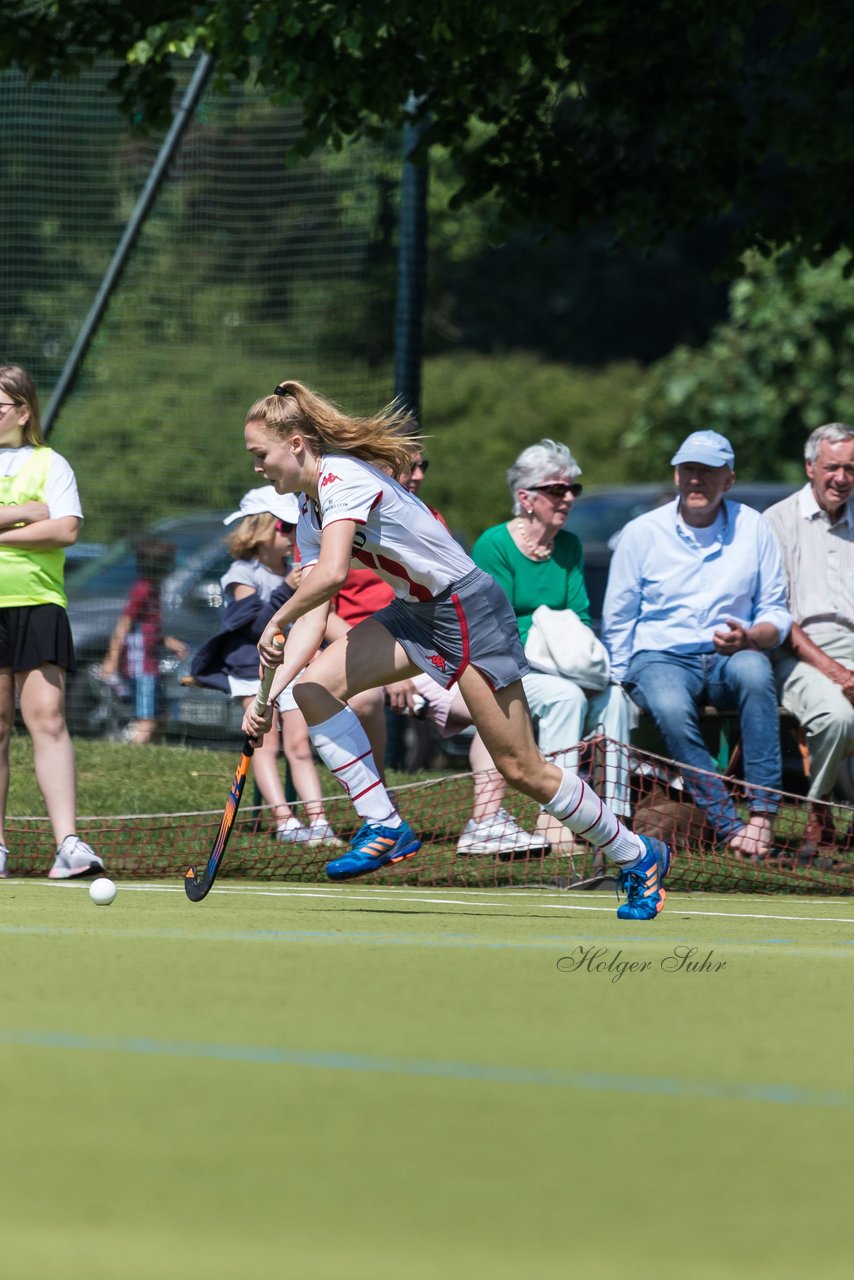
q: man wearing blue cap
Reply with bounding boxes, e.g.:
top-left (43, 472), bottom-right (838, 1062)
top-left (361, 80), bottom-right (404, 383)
top-left (602, 430), bottom-right (792, 859)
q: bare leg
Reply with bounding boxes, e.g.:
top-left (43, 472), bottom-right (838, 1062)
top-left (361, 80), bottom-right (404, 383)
top-left (419, 683), bottom-right (505, 821)
top-left (467, 731), bottom-right (507, 822)
top-left (294, 622), bottom-right (418, 721)
top-left (0, 668), bottom-right (13, 847)
top-left (298, 633), bottom-right (557, 805)
top-left (281, 706), bottom-right (326, 822)
top-left (457, 665), bottom-right (643, 863)
top-left (17, 665), bottom-right (78, 846)
top-left (129, 718), bottom-right (157, 744)
top-left (455, 668), bottom-right (562, 804)
top-left (293, 622), bottom-right (418, 827)
top-left (240, 697), bottom-right (293, 826)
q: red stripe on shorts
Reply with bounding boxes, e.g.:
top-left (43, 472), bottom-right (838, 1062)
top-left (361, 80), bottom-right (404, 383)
top-left (447, 593), bottom-right (470, 687)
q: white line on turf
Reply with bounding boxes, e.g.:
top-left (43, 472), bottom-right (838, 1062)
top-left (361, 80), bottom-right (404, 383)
top-left (9, 879), bottom-right (854, 924)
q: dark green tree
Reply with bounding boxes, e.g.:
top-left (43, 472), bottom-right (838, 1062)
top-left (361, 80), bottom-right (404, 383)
top-left (4, 2), bottom-right (854, 263)
top-left (626, 249), bottom-right (854, 478)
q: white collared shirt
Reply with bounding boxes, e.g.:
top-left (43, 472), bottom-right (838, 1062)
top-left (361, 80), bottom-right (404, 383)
top-left (602, 496), bottom-right (792, 682)
top-left (764, 483), bottom-right (854, 636)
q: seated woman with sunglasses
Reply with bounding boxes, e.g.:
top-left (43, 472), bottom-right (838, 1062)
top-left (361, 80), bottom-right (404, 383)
top-left (469, 439), bottom-right (635, 852)
top-left (191, 486), bottom-right (340, 845)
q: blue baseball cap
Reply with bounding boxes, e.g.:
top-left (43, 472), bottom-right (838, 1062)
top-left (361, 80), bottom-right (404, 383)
top-left (671, 430), bottom-right (735, 469)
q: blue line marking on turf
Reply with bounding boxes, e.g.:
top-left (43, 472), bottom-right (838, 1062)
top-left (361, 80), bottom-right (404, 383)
top-left (1, 1028), bottom-right (852, 1110)
top-left (2, 924), bottom-right (850, 952)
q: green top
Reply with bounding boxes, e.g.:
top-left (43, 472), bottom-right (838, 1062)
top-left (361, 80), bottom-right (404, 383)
top-left (471, 522), bottom-right (591, 647)
top-left (0, 446), bottom-right (67, 609)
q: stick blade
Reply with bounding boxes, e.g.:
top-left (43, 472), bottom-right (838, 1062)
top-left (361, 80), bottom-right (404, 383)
top-left (184, 864), bottom-right (213, 901)
top-left (184, 737), bottom-right (255, 903)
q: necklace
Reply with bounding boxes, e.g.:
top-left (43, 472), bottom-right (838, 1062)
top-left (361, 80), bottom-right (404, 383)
top-left (513, 518), bottom-right (554, 561)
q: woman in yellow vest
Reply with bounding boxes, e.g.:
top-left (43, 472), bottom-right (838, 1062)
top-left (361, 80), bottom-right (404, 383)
top-left (0, 364), bottom-right (105, 880)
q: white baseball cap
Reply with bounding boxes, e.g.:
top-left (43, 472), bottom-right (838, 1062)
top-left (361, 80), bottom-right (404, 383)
top-left (223, 485), bottom-right (300, 526)
top-left (670, 430), bottom-right (735, 469)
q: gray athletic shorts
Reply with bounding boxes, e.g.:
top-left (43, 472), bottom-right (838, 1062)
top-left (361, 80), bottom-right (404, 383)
top-left (372, 567), bottom-right (529, 691)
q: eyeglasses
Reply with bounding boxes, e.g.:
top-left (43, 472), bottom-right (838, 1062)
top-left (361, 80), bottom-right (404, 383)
top-left (0, 401), bottom-right (20, 415)
top-left (410, 458), bottom-right (429, 474)
top-left (529, 482), bottom-right (583, 499)
top-left (274, 519), bottom-right (296, 534)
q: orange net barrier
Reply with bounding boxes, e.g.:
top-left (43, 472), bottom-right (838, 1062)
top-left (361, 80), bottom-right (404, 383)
top-left (7, 739), bottom-right (854, 893)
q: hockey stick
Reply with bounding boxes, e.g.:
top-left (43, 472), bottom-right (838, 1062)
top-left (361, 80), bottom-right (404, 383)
top-left (185, 634), bottom-right (284, 901)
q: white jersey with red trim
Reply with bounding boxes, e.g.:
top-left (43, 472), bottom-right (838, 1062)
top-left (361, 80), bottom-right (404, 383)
top-left (295, 454), bottom-right (472, 602)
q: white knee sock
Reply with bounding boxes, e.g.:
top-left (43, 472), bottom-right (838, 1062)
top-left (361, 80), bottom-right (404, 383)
top-left (309, 706), bottom-right (401, 828)
top-left (545, 768), bottom-right (643, 865)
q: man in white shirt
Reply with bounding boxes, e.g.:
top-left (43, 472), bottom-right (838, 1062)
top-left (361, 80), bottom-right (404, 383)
top-left (764, 422), bottom-right (854, 853)
top-left (602, 430), bottom-right (792, 860)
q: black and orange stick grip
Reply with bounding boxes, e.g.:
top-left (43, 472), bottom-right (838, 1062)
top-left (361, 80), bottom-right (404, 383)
top-left (184, 633), bottom-right (285, 901)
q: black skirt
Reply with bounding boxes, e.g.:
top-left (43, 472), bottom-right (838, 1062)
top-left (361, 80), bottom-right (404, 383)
top-left (0, 603), bottom-right (77, 673)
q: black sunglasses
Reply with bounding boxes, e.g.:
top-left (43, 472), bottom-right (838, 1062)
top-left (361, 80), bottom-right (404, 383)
top-left (529, 482), bottom-right (583, 499)
top-left (410, 458), bottom-right (429, 473)
top-left (274, 518), bottom-right (296, 534)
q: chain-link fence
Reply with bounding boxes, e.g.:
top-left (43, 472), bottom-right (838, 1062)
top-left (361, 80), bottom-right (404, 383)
top-left (1, 59), bottom-right (401, 745)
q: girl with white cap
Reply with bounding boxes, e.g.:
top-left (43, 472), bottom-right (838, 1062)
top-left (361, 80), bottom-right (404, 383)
top-left (193, 484), bottom-right (340, 844)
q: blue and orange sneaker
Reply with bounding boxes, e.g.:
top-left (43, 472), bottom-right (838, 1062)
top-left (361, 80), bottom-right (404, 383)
top-left (326, 821), bottom-right (421, 882)
top-left (616, 835), bottom-right (671, 921)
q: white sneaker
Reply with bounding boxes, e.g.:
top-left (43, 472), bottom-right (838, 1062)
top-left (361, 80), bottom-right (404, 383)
top-left (274, 816), bottom-right (314, 843)
top-left (305, 820), bottom-right (343, 847)
top-left (456, 809), bottom-right (540, 856)
top-left (0, 843), bottom-right (9, 879)
top-left (48, 836), bottom-right (104, 880)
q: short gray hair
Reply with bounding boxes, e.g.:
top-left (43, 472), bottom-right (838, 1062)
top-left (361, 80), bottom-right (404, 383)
top-left (805, 422), bottom-right (854, 463)
top-left (507, 439), bottom-right (582, 516)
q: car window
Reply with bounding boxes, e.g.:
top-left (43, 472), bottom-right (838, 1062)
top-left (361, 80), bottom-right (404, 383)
top-left (569, 489), bottom-right (669, 544)
top-left (67, 517), bottom-right (227, 599)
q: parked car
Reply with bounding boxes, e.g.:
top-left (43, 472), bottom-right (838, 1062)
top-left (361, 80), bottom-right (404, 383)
top-left (64, 541), bottom-right (107, 581)
top-left (64, 514), bottom-right (240, 740)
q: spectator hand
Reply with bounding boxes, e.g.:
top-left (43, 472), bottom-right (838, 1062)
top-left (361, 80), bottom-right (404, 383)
top-left (832, 664), bottom-right (854, 707)
top-left (165, 635), bottom-right (190, 660)
top-left (713, 618), bottom-right (753, 655)
top-left (385, 678), bottom-right (418, 714)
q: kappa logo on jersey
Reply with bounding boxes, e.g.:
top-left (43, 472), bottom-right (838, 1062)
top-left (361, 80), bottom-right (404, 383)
top-left (428, 654), bottom-right (447, 672)
top-left (320, 472), bottom-right (341, 489)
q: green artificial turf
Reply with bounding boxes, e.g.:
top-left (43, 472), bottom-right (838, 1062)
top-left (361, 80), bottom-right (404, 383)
top-left (2, 879), bottom-right (854, 1278)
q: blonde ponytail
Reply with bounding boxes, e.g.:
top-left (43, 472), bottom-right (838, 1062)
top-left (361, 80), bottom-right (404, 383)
top-left (245, 380), bottom-right (418, 477)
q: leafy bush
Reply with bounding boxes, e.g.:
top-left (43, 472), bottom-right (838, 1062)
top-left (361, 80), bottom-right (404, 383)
top-left (626, 249), bottom-right (854, 479)
top-left (420, 352), bottom-right (646, 543)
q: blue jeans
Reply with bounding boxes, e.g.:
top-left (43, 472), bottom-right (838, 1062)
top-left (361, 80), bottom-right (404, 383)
top-left (132, 673), bottom-right (163, 722)
top-left (625, 649), bottom-right (782, 839)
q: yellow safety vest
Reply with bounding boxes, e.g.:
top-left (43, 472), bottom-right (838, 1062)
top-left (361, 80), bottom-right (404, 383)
top-left (0, 447), bottom-right (68, 608)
